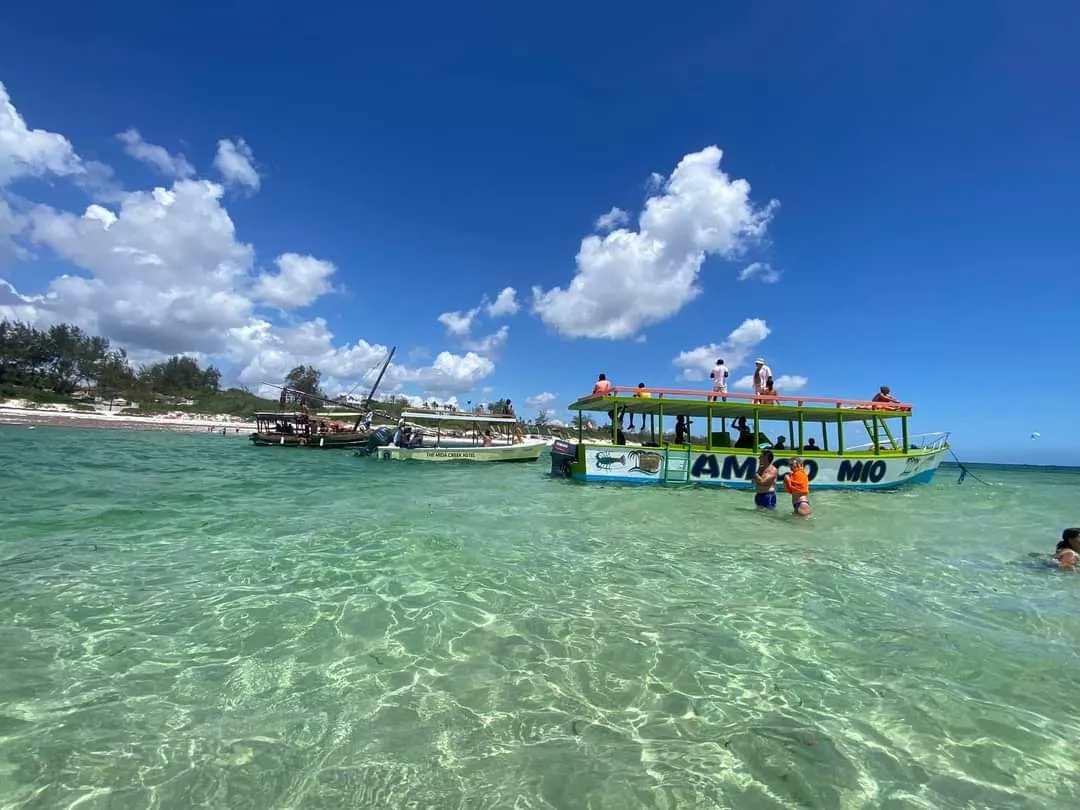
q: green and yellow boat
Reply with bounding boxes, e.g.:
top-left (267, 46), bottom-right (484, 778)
top-left (550, 386), bottom-right (949, 490)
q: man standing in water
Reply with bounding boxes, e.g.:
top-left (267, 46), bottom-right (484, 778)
top-left (753, 449), bottom-right (777, 510)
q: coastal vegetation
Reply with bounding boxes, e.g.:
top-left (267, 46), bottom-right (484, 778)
top-left (0, 319), bottom-right (276, 416)
top-left (0, 318), bottom-right (587, 433)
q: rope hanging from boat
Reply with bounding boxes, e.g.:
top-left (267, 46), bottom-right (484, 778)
top-left (949, 448), bottom-right (990, 485)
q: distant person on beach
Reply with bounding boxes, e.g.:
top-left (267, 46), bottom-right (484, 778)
top-left (1055, 528), bottom-right (1080, 570)
top-left (709, 358), bottom-right (729, 401)
top-left (783, 457), bottom-right (812, 516)
top-left (753, 449), bottom-right (777, 510)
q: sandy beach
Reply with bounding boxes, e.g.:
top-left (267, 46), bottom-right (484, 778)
top-left (0, 400), bottom-right (254, 435)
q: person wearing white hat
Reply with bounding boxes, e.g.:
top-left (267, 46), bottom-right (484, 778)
top-left (753, 357), bottom-right (772, 401)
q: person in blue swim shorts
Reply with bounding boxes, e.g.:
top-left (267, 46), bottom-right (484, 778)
top-left (753, 449), bottom-right (778, 510)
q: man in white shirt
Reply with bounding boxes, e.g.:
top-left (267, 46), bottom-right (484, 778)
top-left (709, 358), bottom-right (729, 401)
top-left (753, 358), bottom-right (772, 400)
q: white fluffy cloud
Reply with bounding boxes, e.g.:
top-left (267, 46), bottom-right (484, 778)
top-left (525, 391), bottom-right (557, 408)
top-left (485, 286), bottom-right (519, 317)
top-left (213, 138), bottom-right (260, 190)
top-left (0, 81), bottom-right (83, 187)
top-left (438, 286), bottom-right (520, 336)
top-left (595, 206), bottom-right (628, 231)
top-left (532, 146), bottom-right (778, 339)
top-left (672, 317), bottom-right (771, 381)
top-left (732, 374), bottom-right (808, 392)
top-left (0, 81), bottom-right (496, 401)
top-left (228, 317), bottom-right (493, 399)
top-left (437, 307), bottom-right (480, 336)
top-left (463, 325), bottom-right (509, 355)
top-left (23, 181), bottom-right (256, 354)
top-left (738, 261), bottom-right (781, 283)
top-left (117, 129), bottom-right (194, 179)
top-left (253, 253), bottom-right (336, 309)
top-left (0, 198), bottom-right (29, 261)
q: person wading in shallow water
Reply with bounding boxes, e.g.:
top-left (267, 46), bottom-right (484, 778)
top-left (783, 457), bottom-right (812, 517)
top-left (1055, 528), bottom-right (1080, 570)
top-left (753, 449), bottom-right (777, 510)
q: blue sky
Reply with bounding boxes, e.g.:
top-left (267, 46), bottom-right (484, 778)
top-left (0, 0), bottom-right (1077, 463)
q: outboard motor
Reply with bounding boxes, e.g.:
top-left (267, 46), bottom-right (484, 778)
top-left (550, 439), bottom-right (578, 478)
top-left (358, 426), bottom-right (395, 456)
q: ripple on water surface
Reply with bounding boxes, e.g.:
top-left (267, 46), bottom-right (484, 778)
top-left (1, 426), bottom-right (1080, 809)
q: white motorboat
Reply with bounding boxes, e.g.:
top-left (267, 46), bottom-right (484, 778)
top-left (370, 409), bottom-right (548, 463)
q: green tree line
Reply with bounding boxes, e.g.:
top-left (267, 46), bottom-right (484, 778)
top-left (0, 319), bottom-right (582, 427)
top-left (0, 319), bottom-right (272, 414)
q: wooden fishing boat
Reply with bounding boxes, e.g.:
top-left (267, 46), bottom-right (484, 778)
top-left (550, 386), bottom-right (949, 490)
top-left (248, 347), bottom-right (395, 449)
top-left (249, 411), bottom-right (373, 448)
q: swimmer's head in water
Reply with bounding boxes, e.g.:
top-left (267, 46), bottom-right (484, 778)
top-left (1058, 528), bottom-right (1080, 552)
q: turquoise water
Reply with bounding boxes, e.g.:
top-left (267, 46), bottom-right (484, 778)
top-left (1, 426), bottom-right (1078, 810)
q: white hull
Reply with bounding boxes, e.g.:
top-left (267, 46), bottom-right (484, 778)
top-left (375, 438), bottom-right (547, 463)
top-left (419, 434), bottom-right (515, 448)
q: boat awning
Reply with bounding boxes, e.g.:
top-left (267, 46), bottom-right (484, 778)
top-left (567, 392), bottom-right (913, 423)
top-left (401, 410), bottom-right (518, 424)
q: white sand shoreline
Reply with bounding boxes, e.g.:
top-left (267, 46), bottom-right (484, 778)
top-left (0, 399), bottom-right (255, 434)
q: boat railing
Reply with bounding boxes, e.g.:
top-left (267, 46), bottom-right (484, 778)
top-left (906, 431), bottom-right (950, 451)
top-left (582, 386), bottom-right (913, 411)
top-left (845, 432), bottom-right (951, 452)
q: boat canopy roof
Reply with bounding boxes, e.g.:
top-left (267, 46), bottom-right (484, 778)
top-left (567, 387), bottom-right (913, 423)
top-left (401, 410), bottom-right (517, 424)
top-left (253, 411), bottom-right (309, 420)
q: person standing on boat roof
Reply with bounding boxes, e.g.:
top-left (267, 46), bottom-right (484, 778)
top-left (753, 358), bottom-right (772, 402)
top-left (710, 358), bottom-right (729, 401)
top-left (630, 382), bottom-right (651, 430)
top-left (753, 449), bottom-right (778, 510)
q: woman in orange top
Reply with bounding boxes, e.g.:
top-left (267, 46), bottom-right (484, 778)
top-left (783, 457), bottom-right (812, 516)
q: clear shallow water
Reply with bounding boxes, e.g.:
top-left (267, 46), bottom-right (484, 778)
top-left (1, 426), bottom-right (1078, 810)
